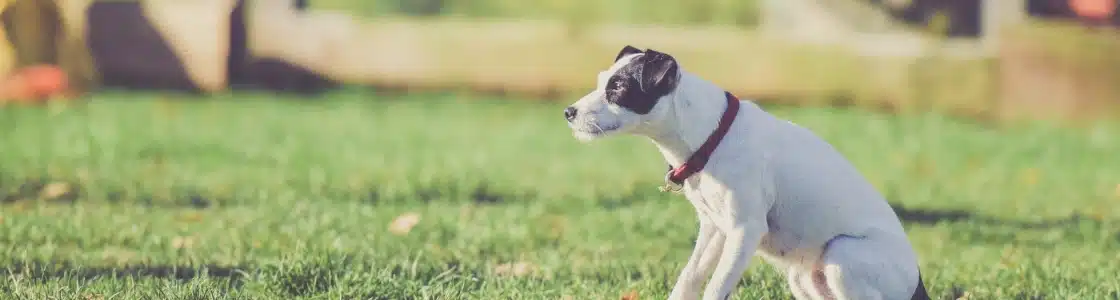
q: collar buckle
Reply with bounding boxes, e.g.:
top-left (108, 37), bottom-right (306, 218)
top-left (659, 169), bottom-right (684, 193)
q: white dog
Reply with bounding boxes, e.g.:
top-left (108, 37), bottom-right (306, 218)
top-left (564, 46), bottom-right (931, 300)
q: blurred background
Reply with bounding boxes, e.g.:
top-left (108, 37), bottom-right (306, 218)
top-left (3, 0), bottom-right (1120, 120)
top-left (1, 0), bottom-right (1119, 299)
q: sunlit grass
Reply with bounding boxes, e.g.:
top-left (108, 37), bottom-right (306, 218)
top-left (0, 90), bottom-right (1117, 299)
top-left (307, 0), bottom-right (760, 27)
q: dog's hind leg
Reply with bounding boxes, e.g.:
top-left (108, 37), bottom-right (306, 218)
top-left (785, 266), bottom-right (816, 300)
top-left (818, 234), bottom-right (922, 300)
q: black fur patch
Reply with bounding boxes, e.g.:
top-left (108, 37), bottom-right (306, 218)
top-left (614, 45), bottom-right (643, 62)
top-left (605, 48), bottom-right (680, 115)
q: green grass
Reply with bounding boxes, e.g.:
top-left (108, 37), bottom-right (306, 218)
top-left (1, 89), bottom-right (1119, 299)
top-left (308, 0), bottom-right (761, 28)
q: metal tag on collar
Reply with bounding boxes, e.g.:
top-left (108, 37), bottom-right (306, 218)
top-left (659, 169), bottom-right (684, 193)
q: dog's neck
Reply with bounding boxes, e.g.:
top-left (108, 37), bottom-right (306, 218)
top-left (642, 71), bottom-right (741, 168)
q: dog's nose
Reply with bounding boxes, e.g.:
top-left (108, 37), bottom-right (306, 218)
top-left (564, 107), bottom-right (578, 122)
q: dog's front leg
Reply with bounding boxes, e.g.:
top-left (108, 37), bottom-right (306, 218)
top-left (700, 222), bottom-right (766, 300)
top-left (668, 218), bottom-right (724, 300)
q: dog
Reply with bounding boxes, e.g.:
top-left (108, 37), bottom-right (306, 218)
top-left (563, 45), bottom-right (931, 300)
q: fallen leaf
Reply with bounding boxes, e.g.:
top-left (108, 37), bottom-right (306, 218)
top-left (40, 182), bottom-right (71, 200)
top-left (965, 156), bottom-right (982, 172)
top-left (1088, 205), bottom-right (1108, 221)
top-left (389, 212), bottom-right (421, 236)
top-left (1019, 168), bottom-right (1039, 187)
top-left (913, 157), bottom-right (936, 178)
top-left (11, 201), bottom-right (28, 212)
top-left (999, 246), bottom-right (1016, 269)
top-left (494, 261), bottom-right (534, 277)
top-left (76, 168), bottom-right (92, 182)
top-left (956, 291), bottom-right (971, 300)
top-left (154, 97), bottom-right (178, 118)
top-left (47, 99), bottom-right (71, 116)
top-left (426, 243), bottom-right (446, 256)
top-left (1114, 183), bottom-right (1120, 198)
top-left (890, 152), bottom-right (907, 167)
top-left (100, 247), bottom-right (137, 265)
top-left (620, 290), bottom-right (639, 300)
top-left (459, 204), bottom-right (475, 222)
top-left (547, 215), bottom-right (567, 240)
top-left (171, 236), bottom-right (196, 249)
top-left (347, 175), bottom-right (366, 191)
top-left (176, 212), bottom-right (204, 223)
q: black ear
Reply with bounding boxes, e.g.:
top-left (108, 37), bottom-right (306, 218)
top-left (638, 49), bottom-right (679, 96)
top-left (614, 45), bottom-right (643, 62)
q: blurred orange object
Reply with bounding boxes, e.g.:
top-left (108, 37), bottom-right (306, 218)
top-left (1071, 0), bottom-right (1117, 20)
top-left (0, 64), bottom-right (72, 104)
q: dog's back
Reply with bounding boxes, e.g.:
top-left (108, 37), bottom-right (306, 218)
top-left (754, 111), bottom-right (908, 238)
top-left (747, 108), bottom-right (926, 298)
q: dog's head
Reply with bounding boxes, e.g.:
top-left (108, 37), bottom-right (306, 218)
top-left (564, 45), bottom-right (681, 142)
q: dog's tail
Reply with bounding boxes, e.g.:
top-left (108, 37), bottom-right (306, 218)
top-left (910, 270), bottom-right (931, 300)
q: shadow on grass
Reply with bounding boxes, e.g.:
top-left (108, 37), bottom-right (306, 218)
top-left (0, 174), bottom-right (523, 208)
top-left (890, 203), bottom-right (1094, 229)
top-left (0, 179), bottom-right (217, 209)
top-left (945, 284), bottom-right (1053, 300)
top-left (891, 203), bottom-right (1118, 250)
top-left (0, 177), bottom-right (81, 204)
top-left (1, 173), bottom-right (1104, 234)
top-left (3, 261), bottom-right (249, 288)
top-left (368, 179), bottom-right (522, 205)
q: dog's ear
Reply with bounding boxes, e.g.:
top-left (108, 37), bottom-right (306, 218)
top-left (614, 45), bottom-right (643, 62)
top-left (638, 49), bottom-right (679, 96)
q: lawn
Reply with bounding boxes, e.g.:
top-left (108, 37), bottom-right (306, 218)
top-left (307, 0), bottom-right (760, 28)
top-left (0, 89), bottom-right (1118, 299)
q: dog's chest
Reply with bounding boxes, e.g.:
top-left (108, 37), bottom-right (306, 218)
top-left (682, 176), bottom-right (734, 230)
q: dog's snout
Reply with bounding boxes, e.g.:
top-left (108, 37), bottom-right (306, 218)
top-left (564, 107), bottom-right (578, 122)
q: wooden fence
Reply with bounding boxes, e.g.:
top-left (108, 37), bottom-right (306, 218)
top-left (340, 17), bottom-right (1119, 123)
top-left (997, 19), bottom-right (1120, 122)
top-left (330, 18), bottom-right (993, 115)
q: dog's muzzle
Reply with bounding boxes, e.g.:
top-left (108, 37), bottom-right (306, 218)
top-left (564, 106), bottom-right (578, 122)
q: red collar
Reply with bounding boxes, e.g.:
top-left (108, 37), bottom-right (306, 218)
top-left (665, 92), bottom-right (741, 186)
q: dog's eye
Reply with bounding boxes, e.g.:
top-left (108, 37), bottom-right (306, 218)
top-left (608, 85), bottom-right (625, 95)
top-left (603, 78), bottom-right (628, 102)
